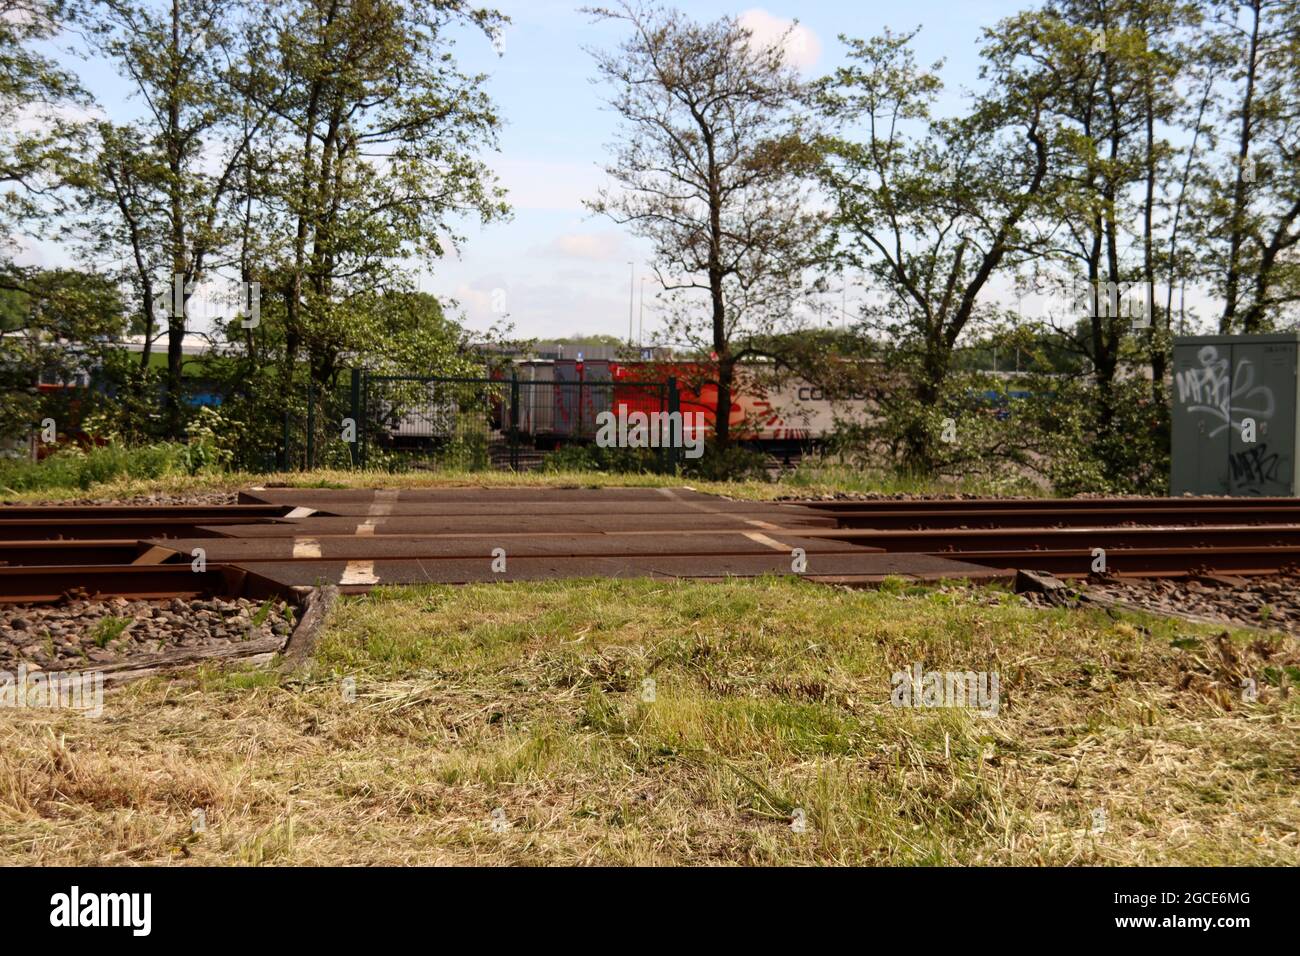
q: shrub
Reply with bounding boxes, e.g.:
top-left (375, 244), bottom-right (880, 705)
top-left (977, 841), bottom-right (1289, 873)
top-left (184, 406), bottom-right (237, 475)
top-left (541, 442), bottom-right (665, 474)
top-left (681, 442), bottom-right (770, 481)
top-left (0, 442), bottom-right (191, 495)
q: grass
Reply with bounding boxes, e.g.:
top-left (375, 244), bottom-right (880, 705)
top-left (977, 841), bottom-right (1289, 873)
top-left (1, 576), bottom-right (1295, 865)
top-left (88, 616), bottom-right (130, 649)
top-left (0, 443), bottom-right (193, 494)
top-left (0, 459), bottom-right (1043, 504)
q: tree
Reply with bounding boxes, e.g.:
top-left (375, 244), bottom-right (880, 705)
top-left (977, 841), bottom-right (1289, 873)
top-left (584, 1), bottom-right (824, 446)
top-left (984, 2), bottom-right (1203, 435)
top-left (812, 28), bottom-right (1051, 471)
top-left (0, 268), bottom-right (126, 442)
top-left (0, 0), bottom-right (82, 282)
top-left (0, 1), bottom-right (91, 444)
top-left (1196, 0), bottom-right (1300, 331)
top-left (56, 0), bottom-right (507, 448)
top-left (60, 0), bottom-right (277, 438)
top-left (204, 288), bottom-right (482, 468)
top-left (245, 0), bottom-right (509, 400)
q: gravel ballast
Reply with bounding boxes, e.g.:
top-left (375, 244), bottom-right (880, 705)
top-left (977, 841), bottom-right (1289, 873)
top-left (2, 491), bottom-right (240, 508)
top-left (0, 596), bottom-right (294, 671)
top-left (1022, 574), bottom-right (1300, 635)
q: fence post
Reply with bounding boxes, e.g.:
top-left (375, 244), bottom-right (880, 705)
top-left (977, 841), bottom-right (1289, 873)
top-left (666, 376), bottom-right (680, 474)
top-left (280, 408), bottom-right (290, 472)
top-left (509, 372), bottom-right (520, 471)
top-left (358, 370), bottom-right (369, 470)
top-left (306, 377), bottom-right (316, 470)
top-left (656, 382), bottom-right (667, 474)
top-left (349, 368), bottom-right (362, 469)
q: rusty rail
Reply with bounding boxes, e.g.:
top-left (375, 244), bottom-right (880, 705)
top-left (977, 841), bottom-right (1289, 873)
top-left (0, 492), bottom-right (1297, 603)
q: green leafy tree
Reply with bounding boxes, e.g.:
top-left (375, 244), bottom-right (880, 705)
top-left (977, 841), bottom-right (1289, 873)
top-left (65, 0), bottom-right (274, 437)
top-left (0, 0), bottom-right (82, 279)
top-left (584, 1), bottom-right (825, 446)
top-left (811, 28), bottom-right (1051, 472)
top-left (1196, 0), bottom-right (1300, 331)
top-left (981, 0), bottom-right (1205, 483)
top-left (206, 289), bottom-right (487, 468)
top-left (242, 0), bottom-right (509, 400)
top-left (0, 268), bottom-right (126, 442)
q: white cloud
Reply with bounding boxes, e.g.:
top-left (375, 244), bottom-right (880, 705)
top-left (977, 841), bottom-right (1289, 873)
top-left (738, 9), bottom-right (822, 71)
top-left (540, 231), bottom-right (625, 261)
top-left (444, 274), bottom-right (632, 340)
top-left (493, 158), bottom-right (607, 212)
top-left (8, 100), bottom-right (104, 136)
top-left (5, 233), bottom-right (50, 268)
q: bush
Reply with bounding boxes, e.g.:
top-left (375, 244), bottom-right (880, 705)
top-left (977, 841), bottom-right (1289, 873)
top-left (436, 432), bottom-right (492, 471)
top-left (0, 442), bottom-right (191, 494)
top-left (75, 445), bottom-right (131, 488)
top-left (541, 442), bottom-right (665, 474)
top-left (183, 406), bottom-right (238, 475)
top-left (128, 443), bottom-right (187, 480)
top-left (681, 442), bottom-right (770, 482)
top-left (1031, 376), bottom-right (1169, 496)
top-left (822, 368), bottom-right (1170, 496)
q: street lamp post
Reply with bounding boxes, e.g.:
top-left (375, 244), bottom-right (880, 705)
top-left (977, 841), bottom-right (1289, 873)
top-left (639, 276), bottom-right (648, 348)
top-left (627, 261), bottom-right (635, 345)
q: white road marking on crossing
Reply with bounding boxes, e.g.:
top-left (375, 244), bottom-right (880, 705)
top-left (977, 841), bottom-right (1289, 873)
top-left (743, 531), bottom-right (792, 551)
top-left (293, 538), bottom-right (322, 559)
top-left (340, 560), bottom-right (379, 585)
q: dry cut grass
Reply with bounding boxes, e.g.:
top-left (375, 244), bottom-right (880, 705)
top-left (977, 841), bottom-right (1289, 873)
top-left (1, 577), bottom-right (1296, 865)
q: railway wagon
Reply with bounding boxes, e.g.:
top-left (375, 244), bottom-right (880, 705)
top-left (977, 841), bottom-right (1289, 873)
top-left (608, 361), bottom-right (872, 445)
top-left (553, 359), bottom-right (613, 438)
top-left (502, 359), bottom-right (873, 448)
top-left (508, 359), bottom-right (616, 445)
top-left (382, 384), bottom-right (459, 446)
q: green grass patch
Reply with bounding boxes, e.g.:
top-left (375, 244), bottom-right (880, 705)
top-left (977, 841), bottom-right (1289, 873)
top-left (87, 615), bottom-right (130, 649)
top-left (303, 576), bottom-right (1299, 864)
top-left (3, 577), bottom-right (1295, 866)
top-left (0, 442), bottom-right (192, 494)
top-left (0, 454), bottom-right (1046, 503)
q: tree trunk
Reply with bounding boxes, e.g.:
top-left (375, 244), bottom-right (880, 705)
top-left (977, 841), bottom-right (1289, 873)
top-left (705, 125), bottom-right (730, 448)
top-left (164, 0), bottom-right (186, 440)
top-left (1221, 0), bottom-right (1262, 332)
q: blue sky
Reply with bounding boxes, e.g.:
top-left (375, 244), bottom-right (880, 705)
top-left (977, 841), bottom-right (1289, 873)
top-left (439, 1), bottom-right (1021, 343)
top-left (22, 1), bottom-right (1032, 342)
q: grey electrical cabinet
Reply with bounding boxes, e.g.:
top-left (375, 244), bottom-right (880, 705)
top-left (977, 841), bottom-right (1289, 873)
top-left (1171, 332), bottom-right (1300, 496)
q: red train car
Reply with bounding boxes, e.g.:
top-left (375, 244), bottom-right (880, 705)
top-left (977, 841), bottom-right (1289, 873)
top-left (495, 358), bottom-right (863, 449)
top-left (610, 361), bottom-right (830, 442)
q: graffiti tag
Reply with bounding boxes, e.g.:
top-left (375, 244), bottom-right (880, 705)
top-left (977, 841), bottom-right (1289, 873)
top-left (1229, 443), bottom-right (1281, 490)
top-left (1175, 345), bottom-right (1275, 439)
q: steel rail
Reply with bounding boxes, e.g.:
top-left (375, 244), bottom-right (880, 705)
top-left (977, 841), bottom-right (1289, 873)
top-left (792, 496), bottom-right (1300, 512)
top-left (2, 492), bottom-right (1299, 602)
top-left (815, 524), bottom-right (1300, 551)
top-left (0, 564), bottom-right (241, 603)
top-left (0, 504), bottom-right (291, 520)
top-left (817, 506), bottom-right (1300, 530)
top-left (0, 516), bottom-right (290, 541)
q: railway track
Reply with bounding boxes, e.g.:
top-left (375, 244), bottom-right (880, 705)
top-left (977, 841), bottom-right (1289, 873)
top-left (1, 490), bottom-right (1299, 603)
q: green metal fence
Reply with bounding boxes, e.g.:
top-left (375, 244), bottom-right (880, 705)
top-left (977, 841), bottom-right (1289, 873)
top-left (275, 372), bottom-right (360, 472)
